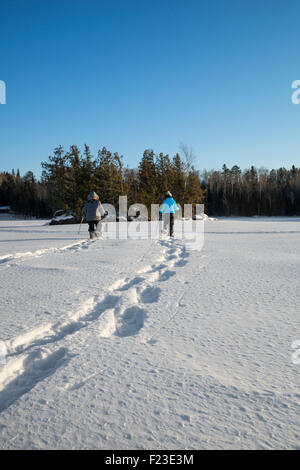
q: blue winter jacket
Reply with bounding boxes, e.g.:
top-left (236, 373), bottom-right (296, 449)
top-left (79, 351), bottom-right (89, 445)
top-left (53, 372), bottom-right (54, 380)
top-left (160, 196), bottom-right (179, 214)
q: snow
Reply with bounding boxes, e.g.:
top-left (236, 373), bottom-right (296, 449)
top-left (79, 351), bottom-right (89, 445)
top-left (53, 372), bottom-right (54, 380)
top-left (51, 214), bottom-right (75, 222)
top-left (0, 217), bottom-right (299, 449)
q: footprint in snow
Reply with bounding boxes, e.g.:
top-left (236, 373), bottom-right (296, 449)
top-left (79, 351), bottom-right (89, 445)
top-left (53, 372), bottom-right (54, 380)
top-left (118, 276), bottom-right (145, 291)
top-left (0, 348), bottom-right (69, 413)
top-left (174, 259), bottom-right (188, 267)
top-left (158, 270), bottom-right (176, 282)
top-left (115, 306), bottom-right (146, 337)
top-left (140, 286), bottom-right (161, 304)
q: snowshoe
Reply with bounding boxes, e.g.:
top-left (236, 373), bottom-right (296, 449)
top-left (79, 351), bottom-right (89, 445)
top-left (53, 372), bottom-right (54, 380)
top-left (89, 231), bottom-right (102, 240)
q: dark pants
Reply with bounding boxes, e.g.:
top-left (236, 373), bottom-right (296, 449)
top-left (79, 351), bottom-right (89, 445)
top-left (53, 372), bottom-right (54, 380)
top-left (162, 213), bottom-right (175, 236)
top-left (88, 220), bottom-right (99, 233)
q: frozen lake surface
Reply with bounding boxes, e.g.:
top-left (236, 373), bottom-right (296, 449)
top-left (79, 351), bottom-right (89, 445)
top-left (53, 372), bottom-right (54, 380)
top-left (0, 216), bottom-right (299, 449)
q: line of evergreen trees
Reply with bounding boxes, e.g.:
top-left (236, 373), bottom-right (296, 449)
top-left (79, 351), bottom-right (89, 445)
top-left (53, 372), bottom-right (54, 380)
top-left (0, 145), bottom-right (299, 218)
top-left (202, 164), bottom-right (300, 216)
top-left (0, 169), bottom-right (51, 217)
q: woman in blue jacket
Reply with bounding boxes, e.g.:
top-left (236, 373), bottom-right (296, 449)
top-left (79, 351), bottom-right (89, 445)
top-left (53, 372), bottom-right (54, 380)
top-left (159, 191), bottom-right (179, 237)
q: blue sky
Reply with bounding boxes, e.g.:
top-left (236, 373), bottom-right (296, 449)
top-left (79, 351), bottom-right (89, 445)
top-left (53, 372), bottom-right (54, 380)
top-left (0, 0), bottom-right (299, 177)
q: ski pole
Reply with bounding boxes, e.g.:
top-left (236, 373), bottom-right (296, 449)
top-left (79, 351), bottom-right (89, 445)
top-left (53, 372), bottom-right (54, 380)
top-left (155, 214), bottom-right (162, 239)
top-left (78, 216), bottom-right (84, 236)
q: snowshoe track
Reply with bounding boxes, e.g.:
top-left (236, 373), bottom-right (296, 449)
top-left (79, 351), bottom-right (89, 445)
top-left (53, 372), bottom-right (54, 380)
top-left (0, 239), bottom-right (91, 267)
top-left (0, 348), bottom-right (70, 413)
top-left (0, 239), bottom-right (189, 407)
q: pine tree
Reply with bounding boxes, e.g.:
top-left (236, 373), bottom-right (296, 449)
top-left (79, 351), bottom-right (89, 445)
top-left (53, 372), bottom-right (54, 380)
top-left (185, 167), bottom-right (206, 205)
top-left (171, 153), bottom-right (185, 207)
top-left (41, 146), bottom-right (70, 212)
top-left (124, 167), bottom-right (139, 207)
top-left (138, 149), bottom-right (157, 210)
top-left (156, 153), bottom-right (173, 196)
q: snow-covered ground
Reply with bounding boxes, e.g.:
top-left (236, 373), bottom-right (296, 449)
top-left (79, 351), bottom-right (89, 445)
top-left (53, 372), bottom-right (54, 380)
top-left (0, 216), bottom-right (299, 449)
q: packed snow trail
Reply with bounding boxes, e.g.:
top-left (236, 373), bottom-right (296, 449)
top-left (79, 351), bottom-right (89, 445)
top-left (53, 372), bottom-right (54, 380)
top-left (0, 240), bottom-right (88, 266)
top-left (2, 239), bottom-right (188, 384)
top-left (0, 217), bottom-right (299, 449)
top-left (0, 230), bottom-right (189, 415)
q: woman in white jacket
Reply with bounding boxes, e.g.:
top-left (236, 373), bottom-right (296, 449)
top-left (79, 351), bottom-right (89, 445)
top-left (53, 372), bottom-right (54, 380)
top-left (81, 191), bottom-right (105, 239)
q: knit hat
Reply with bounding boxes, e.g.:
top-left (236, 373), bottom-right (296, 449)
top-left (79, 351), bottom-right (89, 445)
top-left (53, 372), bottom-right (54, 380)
top-left (88, 191), bottom-right (99, 200)
top-left (165, 191), bottom-right (172, 197)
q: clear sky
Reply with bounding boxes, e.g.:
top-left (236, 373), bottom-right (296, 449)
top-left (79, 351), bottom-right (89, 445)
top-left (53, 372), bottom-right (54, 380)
top-left (0, 0), bottom-right (300, 177)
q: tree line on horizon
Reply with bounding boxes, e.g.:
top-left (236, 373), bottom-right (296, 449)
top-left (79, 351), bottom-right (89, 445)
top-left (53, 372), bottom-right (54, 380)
top-left (0, 144), bottom-right (299, 218)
